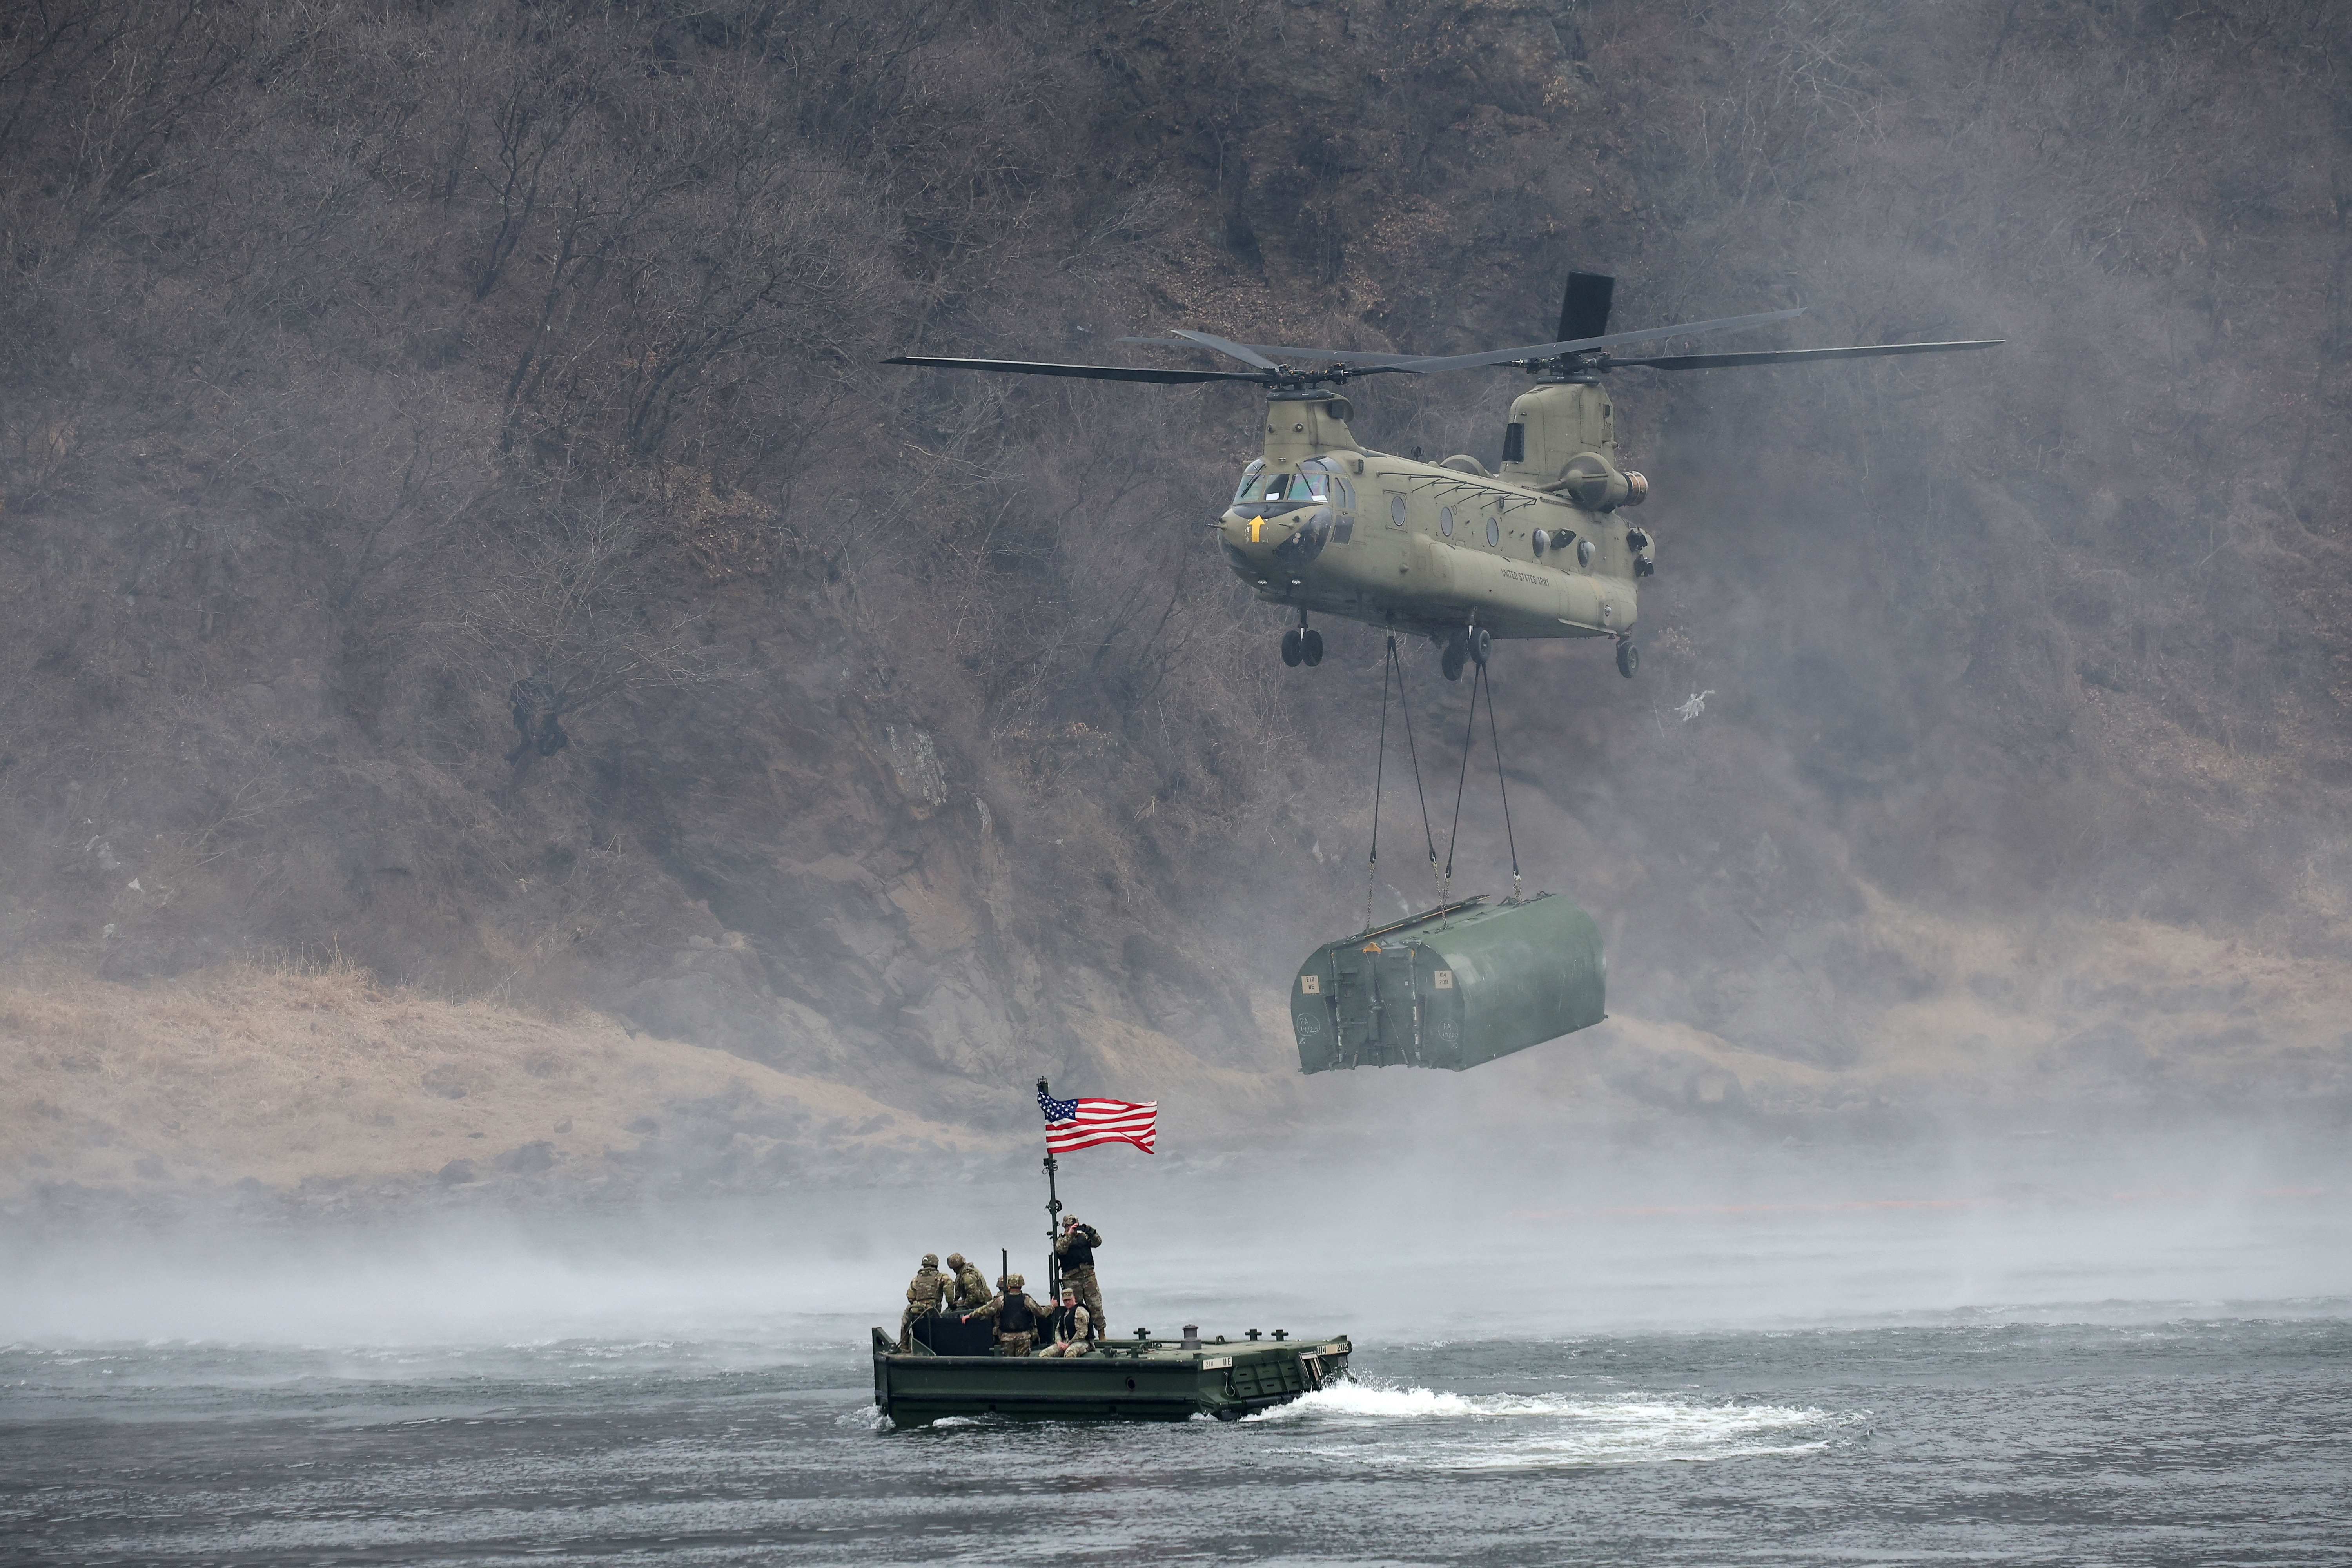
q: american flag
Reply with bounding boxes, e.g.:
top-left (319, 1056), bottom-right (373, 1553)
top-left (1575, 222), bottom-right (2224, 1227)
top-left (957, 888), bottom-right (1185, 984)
top-left (1038, 1087), bottom-right (1157, 1154)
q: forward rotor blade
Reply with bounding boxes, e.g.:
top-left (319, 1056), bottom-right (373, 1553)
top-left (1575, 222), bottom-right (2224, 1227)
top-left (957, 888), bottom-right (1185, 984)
top-left (884, 355), bottom-right (1272, 385)
top-left (1167, 328), bottom-right (1281, 370)
top-left (1606, 339), bottom-right (2005, 370)
top-left (1558, 272), bottom-right (1615, 343)
top-left (1389, 308), bottom-right (1806, 374)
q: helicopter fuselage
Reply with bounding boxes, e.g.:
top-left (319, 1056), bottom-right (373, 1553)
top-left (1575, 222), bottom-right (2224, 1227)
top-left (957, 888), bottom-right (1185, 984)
top-left (888, 272), bottom-right (1994, 678)
top-left (1216, 384), bottom-right (1653, 650)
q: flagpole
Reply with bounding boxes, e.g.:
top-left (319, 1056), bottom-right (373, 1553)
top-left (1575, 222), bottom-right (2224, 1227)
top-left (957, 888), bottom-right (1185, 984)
top-left (1037, 1076), bottom-right (1063, 1304)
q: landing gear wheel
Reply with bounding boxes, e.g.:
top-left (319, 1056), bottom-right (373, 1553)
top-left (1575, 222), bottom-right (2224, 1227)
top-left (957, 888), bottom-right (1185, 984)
top-left (1441, 639), bottom-right (1467, 682)
top-left (1280, 628), bottom-right (1304, 668)
top-left (1616, 641), bottom-right (1639, 679)
top-left (1301, 628), bottom-right (1324, 667)
top-left (1468, 627), bottom-right (1493, 668)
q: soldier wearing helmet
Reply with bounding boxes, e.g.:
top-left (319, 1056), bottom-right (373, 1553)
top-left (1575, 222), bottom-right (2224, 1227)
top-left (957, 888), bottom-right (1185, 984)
top-left (944, 1252), bottom-right (991, 1311)
top-left (897, 1253), bottom-right (947, 1351)
top-left (961, 1271), bottom-right (1050, 1357)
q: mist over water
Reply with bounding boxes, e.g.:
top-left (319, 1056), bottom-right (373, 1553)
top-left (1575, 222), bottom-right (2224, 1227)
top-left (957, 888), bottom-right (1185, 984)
top-left (7, 1118), bottom-right (2348, 1564)
top-left (8, 1114), bottom-right (2346, 1349)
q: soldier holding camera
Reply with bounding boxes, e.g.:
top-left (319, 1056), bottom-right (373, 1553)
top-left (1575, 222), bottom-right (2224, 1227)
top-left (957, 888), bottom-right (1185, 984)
top-left (1054, 1215), bottom-right (1105, 1342)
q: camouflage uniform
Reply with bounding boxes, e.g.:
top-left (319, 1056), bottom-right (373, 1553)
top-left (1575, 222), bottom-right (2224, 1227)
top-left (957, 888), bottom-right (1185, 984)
top-left (965, 1272), bottom-right (1049, 1357)
top-left (1054, 1221), bottom-right (1106, 1341)
top-left (944, 1254), bottom-right (991, 1311)
top-left (1036, 1298), bottom-right (1092, 1357)
top-left (897, 1254), bottom-right (947, 1351)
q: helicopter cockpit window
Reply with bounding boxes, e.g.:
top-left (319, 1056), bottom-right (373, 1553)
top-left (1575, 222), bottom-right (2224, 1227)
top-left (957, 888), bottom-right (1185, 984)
top-left (1232, 462), bottom-right (1267, 506)
top-left (1235, 466), bottom-right (1330, 515)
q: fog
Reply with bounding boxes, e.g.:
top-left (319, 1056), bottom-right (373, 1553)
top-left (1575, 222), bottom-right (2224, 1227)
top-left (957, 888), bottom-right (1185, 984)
top-left (8, 1118), bottom-right (2344, 1357)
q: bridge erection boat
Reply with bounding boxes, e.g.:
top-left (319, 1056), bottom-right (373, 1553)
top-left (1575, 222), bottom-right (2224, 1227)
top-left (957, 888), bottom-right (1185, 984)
top-left (870, 1320), bottom-right (1352, 1426)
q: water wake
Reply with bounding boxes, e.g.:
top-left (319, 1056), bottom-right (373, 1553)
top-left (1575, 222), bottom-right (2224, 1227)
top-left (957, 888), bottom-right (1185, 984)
top-left (1247, 1378), bottom-right (1855, 1466)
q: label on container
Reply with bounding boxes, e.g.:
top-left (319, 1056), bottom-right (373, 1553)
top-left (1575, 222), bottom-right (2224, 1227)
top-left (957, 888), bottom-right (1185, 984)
top-left (1433, 970), bottom-right (1454, 989)
top-left (1201, 1356), bottom-right (1233, 1369)
top-left (1299, 974), bottom-right (1320, 994)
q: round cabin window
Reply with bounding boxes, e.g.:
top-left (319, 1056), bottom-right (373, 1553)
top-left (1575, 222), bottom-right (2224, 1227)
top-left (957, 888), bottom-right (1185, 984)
top-left (1390, 495), bottom-right (1406, 528)
top-left (1439, 506), bottom-right (1454, 537)
top-left (1486, 514), bottom-right (1501, 548)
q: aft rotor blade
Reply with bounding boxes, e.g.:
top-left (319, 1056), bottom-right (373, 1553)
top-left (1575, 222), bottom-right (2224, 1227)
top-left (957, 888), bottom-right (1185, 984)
top-left (1389, 308), bottom-right (1806, 374)
top-left (1167, 328), bottom-right (1282, 370)
top-left (1557, 272), bottom-right (1615, 343)
top-left (884, 355), bottom-right (1272, 385)
top-left (1606, 339), bottom-right (2005, 370)
top-left (1117, 335), bottom-right (1428, 368)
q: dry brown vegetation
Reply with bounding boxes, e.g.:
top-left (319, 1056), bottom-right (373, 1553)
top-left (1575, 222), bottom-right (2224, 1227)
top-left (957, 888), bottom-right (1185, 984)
top-left (0, 0), bottom-right (2347, 1201)
top-left (0, 957), bottom-right (986, 1204)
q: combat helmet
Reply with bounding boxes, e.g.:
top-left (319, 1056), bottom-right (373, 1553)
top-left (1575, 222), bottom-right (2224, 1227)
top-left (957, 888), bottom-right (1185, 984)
top-left (946, 1252), bottom-right (966, 1267)
top-left (1006, 1272), bottom-right (1025, 1290)
top-left (921, 1252), bottom-right (938, 1267)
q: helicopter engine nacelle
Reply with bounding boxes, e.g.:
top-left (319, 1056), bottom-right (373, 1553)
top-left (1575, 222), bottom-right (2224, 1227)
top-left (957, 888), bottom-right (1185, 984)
top-left (1552, 451), bottom-right (1648, 512)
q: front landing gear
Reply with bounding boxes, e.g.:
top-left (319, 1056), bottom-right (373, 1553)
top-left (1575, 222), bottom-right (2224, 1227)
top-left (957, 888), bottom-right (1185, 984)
top-left (1281, 627), bottom-right (1324, 667)
top-left (1615, 638), bottom-right (1639, 679)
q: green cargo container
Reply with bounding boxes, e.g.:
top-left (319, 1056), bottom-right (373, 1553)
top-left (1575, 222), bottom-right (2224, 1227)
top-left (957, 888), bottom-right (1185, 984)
top-left (1290, 893), bottom-right (1605, 1072)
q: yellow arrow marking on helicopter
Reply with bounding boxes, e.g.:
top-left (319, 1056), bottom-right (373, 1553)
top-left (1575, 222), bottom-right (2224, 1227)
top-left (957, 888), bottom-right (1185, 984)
top-left (1249, 515), bottom-right (1266, 543)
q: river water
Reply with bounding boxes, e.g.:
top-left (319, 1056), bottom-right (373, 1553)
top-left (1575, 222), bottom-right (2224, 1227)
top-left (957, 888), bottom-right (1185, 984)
top-left (4, 1129), bottom-right (2348, 1564)
top-left (2, 1317), bottom-right (2348, 1564)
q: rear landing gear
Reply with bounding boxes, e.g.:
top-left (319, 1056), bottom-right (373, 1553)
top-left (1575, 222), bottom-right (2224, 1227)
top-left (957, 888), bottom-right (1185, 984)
top-left (1440, 626), bottom-right (1491, 682)
top-left (1280, 627), bottom-right (1324, 667)
top-left (1615, 639), bottom-right (1639, 679)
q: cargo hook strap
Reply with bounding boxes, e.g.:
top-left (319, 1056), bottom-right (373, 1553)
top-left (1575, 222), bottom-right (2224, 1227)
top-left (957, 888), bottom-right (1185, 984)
top-left (1365, 634), bottom-right (1441, 931)
top-left (1441, 659), bottom-right (1522, 907)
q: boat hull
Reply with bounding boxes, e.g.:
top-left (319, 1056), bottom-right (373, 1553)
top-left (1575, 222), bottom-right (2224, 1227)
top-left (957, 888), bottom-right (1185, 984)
top-left (870, 1327), bottom-right (1352, 1426)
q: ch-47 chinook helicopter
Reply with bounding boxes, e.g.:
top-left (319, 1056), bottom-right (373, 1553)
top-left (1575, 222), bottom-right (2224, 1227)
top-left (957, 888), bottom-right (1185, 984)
top-left (889, 273), bottom-right (1998, 680)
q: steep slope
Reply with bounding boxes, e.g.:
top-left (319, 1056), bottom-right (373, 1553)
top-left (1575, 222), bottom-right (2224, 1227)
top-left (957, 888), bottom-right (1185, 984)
top-left (0, 0), bottom-right (2345, 1199)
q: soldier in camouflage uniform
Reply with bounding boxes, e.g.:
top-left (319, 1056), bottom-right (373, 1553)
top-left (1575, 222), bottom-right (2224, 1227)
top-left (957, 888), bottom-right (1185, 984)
top-left (944, 1252), bottom-right (991, 1311)
top-left (897, 1252), bottom-right (947, 1351)
top-left (1036, 1285), bottom-right (1093, 1357)
top-left (961, 1272), bottom-right (1049, 1357)
top-left (1054, 1216), bottom-right (1106, 1342)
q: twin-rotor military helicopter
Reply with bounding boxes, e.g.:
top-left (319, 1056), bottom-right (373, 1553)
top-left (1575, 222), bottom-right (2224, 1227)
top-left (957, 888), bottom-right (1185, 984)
top-left (889, 273), bottom-right (1998, 680)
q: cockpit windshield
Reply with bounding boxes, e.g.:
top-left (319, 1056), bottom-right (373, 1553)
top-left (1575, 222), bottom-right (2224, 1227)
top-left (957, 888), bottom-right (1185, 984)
top-left (1234, 466), bottom-right (1329, 506)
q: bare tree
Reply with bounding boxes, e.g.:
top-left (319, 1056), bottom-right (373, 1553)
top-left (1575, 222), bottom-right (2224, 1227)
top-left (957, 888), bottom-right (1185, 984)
top-left (421, 495), bottom-right (735, 777)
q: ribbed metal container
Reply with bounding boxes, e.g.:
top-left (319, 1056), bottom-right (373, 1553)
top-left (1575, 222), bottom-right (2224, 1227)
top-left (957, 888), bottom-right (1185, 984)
top-left (1290, 893), bottom-right (1605, 1073)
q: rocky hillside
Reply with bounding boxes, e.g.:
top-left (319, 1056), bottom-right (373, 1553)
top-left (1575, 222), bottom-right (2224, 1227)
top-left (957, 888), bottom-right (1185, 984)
top-left (2, 0), bottom-right (2346, 1200)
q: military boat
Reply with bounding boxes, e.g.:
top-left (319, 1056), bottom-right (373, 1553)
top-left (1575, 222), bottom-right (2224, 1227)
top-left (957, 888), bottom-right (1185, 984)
top-left (871, 1318), bottom-right (1352, 1426)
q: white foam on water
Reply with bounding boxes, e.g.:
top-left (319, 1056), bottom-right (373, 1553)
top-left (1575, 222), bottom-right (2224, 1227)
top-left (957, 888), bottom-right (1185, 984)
top-left (1247, 1379), bottom-right (1855, 1468)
